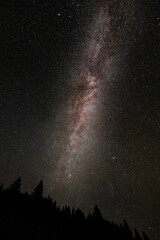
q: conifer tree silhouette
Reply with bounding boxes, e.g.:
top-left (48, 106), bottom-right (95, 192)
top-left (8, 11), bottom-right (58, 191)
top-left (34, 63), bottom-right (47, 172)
top-left (0, 184), bottom-right (3, 192)
top-left (143, 231), bottom-right (150, 240)
top-left (71, 207), bottom-right (75, 217)
top-left (8, 177), bottom-right (21, 193)
top-left (135, 229), bottom-right (143, 240)
top-left (87, 211), bottom-right (92, 221)
top-left (123, 219), bottom-right (133, 239)
top-left (74, 209), bottom-right (85, 222)
top-left (92, 205), bottom-right (103, 221)
top-left (32, 180), bottom-right (43, 198)
top-left (0, 179), bottom-right (151, 240)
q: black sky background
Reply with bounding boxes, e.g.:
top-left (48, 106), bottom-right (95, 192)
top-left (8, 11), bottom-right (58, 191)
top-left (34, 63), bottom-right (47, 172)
top-left (0, 0), bottom-right (160, 239)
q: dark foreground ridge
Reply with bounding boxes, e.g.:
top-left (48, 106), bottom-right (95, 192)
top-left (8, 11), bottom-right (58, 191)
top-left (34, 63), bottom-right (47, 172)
top-left (0, 178), bottom-right (150, 240)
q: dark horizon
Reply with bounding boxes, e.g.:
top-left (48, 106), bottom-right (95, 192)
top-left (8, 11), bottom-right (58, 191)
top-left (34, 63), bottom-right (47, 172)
top-left (0, 177), bottom-right (151, 240)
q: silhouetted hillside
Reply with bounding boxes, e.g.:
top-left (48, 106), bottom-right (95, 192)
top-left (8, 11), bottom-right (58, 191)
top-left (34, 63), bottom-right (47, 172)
top-left (0, 178), bottom-right (150, 240)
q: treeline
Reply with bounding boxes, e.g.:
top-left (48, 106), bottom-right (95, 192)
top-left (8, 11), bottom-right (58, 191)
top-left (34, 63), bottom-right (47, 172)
top-left (0, 178), bottom-right (150, 240)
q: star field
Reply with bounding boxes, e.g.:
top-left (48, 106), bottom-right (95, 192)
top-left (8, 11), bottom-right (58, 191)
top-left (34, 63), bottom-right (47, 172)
top-left (0, 0), bottom-right (159, 239)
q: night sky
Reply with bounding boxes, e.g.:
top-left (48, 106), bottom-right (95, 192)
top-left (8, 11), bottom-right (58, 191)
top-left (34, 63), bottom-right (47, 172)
top-left (0, 0), bottom-right (159, 239)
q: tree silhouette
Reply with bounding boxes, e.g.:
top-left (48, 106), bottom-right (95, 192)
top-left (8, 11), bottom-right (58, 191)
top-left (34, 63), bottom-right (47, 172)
top-left (0, 178), bottom-right (150, 240)
top-left (74, 208), bottom-right (85, 221)
top-left (87, 211), bottom-right (92, 221)
top-left (71, 207), bottom-right (75, 217)
top-left (143, 231), bottom-right (150, 240)
top-left (31, 180), bottom-right (43, 199)
top-left (7, 177), bottom-right (21, 193)
top-left (123, 219), bottom-right (133, 239)
top-left (0, 184), bottom-right (3, 192)
top-left (135, 229), bottom-right (143, 240)
top-left (92, 205), bottom-right (103, 221)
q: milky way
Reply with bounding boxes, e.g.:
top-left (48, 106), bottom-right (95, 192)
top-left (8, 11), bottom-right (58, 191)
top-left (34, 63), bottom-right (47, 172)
top-left (51, 3), bottom-right (159, 239)
top-left (54, 1), bottom-right (131, 202)
top-left (66, 6), bottom-right (110, 174)
top-left (55, 5), bottom-right (112, 192)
